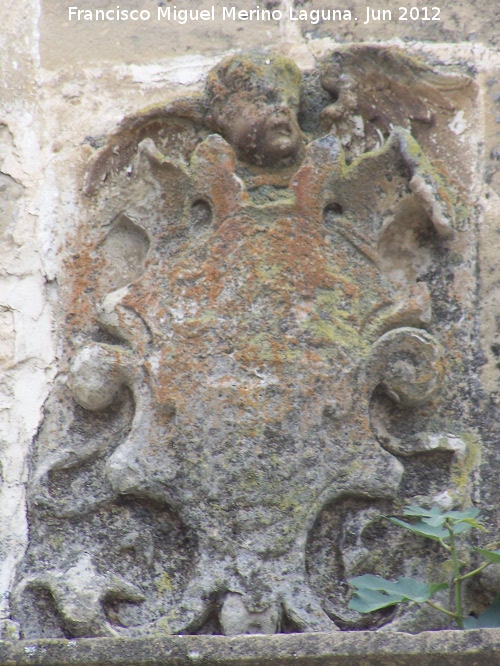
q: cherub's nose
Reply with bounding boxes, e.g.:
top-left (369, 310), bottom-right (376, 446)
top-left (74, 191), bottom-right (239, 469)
top-left (275, 102), bottom-right (291, 115)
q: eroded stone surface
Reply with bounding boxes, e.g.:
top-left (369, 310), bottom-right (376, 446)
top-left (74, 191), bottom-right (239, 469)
top-left (3, 629), bottom-right (500, 665)
top-left (11, 48), bottom-right (484, 639)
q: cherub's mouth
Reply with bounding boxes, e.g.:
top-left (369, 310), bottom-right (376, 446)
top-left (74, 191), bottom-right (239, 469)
top-left (267, 118), bottom-right (293, 136)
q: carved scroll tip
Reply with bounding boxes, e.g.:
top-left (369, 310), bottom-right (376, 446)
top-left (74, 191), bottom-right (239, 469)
top-left (409, 174), bottom-right (455, 239)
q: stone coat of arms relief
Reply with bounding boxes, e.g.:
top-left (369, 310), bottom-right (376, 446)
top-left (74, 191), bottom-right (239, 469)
top-left (12, 48), bottom-right (482, 638)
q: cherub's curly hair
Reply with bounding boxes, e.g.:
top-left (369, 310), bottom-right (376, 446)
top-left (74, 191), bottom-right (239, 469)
top-left (205, 52), bottom-right (301, 126)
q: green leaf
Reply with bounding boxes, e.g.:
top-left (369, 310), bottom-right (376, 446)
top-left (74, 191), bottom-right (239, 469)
top-left (402, 505), bottom-right (444, 518)
top-left (444, 508), bottom-right (481, 521)
top-left (401, 506), bottom-right (481, 524)
top-left (451, 517), bottom-right (486, 531)
top-left (444, 520), bottom-right (476, 536)
top-left (349, 574), bottom-right (428, 599)
top-left (463, 594), bottom-right (500, 629)
top-left (348, 575), bottom-right (447, 614)
top-left (473, 546), bottom-right (500, 564)
top-left (427, 581), bottom-right (450, 595)
top-left (388, 517), bottom-right (449, 541)
top-left (348, 586), bottom-right (405, 613)
top-left (421, 515), bottom-right (448, 528)
top-left (389, 506), bottom-right (481, 541)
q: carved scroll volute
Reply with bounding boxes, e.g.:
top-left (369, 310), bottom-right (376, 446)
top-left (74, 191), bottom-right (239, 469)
top-left (364, 327), bottom-right (449, 461)
top-left (366, 327), bottom-right (445, 407)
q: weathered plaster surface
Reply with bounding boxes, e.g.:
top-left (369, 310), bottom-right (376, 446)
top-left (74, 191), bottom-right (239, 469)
top-left (0, 1), bottom-right (56, 634)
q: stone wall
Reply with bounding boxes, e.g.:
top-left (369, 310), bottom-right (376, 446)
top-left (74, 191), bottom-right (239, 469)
top-left (2, 0), bottom-right (500, 646)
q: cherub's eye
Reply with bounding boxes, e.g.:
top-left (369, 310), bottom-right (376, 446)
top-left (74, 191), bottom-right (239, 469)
top-left (244, 81), bottom-right (258, 95)
top-left (263, 87), bottom-right (277, 102)
top-left (248, 85), bottom-right (276, 105)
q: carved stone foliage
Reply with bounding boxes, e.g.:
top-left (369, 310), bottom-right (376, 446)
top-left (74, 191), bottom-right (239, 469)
top-left (12, 48), bottom-right (481, 637)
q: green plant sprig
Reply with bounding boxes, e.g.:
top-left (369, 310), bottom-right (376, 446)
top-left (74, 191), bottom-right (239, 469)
top-left (348, 504), bottom-right (500, 629)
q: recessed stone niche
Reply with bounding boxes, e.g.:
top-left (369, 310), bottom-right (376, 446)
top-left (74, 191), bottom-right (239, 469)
top-left (4, 41), bottom-right (500, 663)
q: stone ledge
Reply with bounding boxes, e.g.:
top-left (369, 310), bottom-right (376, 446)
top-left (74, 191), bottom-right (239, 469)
top-left (1, 630), bottom-right (500, 666)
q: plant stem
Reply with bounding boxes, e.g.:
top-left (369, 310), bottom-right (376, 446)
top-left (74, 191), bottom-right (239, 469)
top-left (439, 539), bottom-right (451, 552)
top-left (425, 600), bottom-right (458, 619)
top-left (457, 562), bottom-right (490, 582)
top-left (447, 520), bottom-right (463, 628)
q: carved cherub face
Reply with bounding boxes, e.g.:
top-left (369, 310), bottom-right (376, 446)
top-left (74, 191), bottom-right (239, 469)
top-left (206, 53), bottom-right (303, 167)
